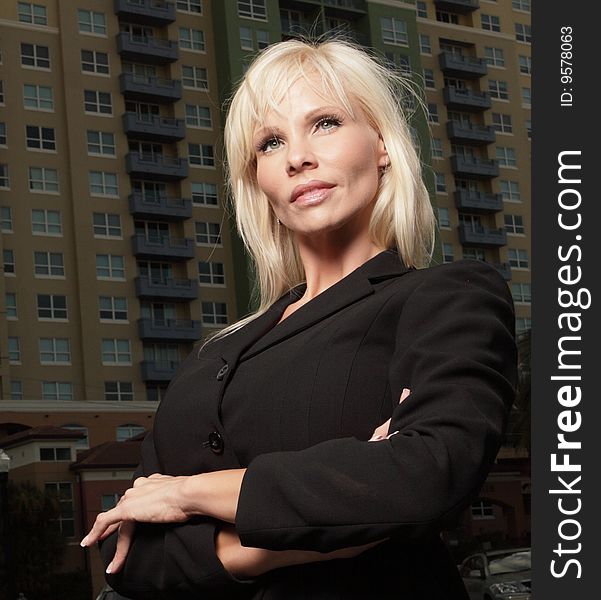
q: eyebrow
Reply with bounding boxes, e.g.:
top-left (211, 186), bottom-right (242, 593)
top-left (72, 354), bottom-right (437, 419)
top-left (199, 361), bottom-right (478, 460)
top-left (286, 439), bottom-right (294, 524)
top-left (253, 105), bottom-right (348, 142)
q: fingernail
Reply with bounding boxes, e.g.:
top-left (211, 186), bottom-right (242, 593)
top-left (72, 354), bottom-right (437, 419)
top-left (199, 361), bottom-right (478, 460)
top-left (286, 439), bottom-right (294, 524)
top-left (80, 536), bottom-right (89, 547)
top-left (106, 562), bottom-right (113, 574)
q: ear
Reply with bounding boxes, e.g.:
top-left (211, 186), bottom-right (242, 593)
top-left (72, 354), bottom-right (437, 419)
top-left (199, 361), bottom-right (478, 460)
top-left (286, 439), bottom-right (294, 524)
top-left (376, 134), bottom-right (389, 168)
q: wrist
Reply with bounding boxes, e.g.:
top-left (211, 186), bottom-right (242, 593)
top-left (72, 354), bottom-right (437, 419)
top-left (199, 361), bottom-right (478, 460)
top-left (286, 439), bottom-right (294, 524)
top-left (178, 473), bottom-right (207, 517)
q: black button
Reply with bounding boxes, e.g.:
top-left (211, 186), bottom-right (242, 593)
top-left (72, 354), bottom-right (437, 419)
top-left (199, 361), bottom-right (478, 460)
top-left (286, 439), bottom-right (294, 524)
top-left (216, 364), bottom-right (229, 380)
top-left (208, 431), bottom-right (224, 454)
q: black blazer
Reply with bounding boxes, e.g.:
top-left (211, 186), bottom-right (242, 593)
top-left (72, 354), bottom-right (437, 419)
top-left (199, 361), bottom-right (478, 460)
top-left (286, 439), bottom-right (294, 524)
top-left (101, 250), bottom-right (517, 599)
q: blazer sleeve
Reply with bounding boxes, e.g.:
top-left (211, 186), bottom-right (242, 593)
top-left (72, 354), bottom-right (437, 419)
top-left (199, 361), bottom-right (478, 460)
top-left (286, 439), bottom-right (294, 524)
top-left (99, 431), bottom-right (257, 598)
top-left (235, 260), bottom-right (518, 553)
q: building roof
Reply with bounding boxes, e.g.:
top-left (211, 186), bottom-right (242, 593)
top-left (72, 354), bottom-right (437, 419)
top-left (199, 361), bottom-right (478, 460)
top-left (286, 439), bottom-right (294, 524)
top-left (70, 439), bottom-right (142, 471)
top-left (0, 425), bottom-right (84, 450)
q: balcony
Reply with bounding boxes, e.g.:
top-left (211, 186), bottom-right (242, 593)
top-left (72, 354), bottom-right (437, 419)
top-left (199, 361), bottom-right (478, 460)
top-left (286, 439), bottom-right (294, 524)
top-left (451, 155), bottom-right (499, 179)
top-left (126, 152), bottom-right (189, 181)
top-left (443, 86), bottom-right (491, 111)
top-left (132, 234), bottom-right (195, 260)
top-left (135, 277), bottom-right (198, 301)
top-left (434, 0), bottom-right (479, 13)
top-left (492, 262), bottom-right (512, 281)
top-left (120, 73), bottom-right (182, 103)
top-left (140, 360), bottom-right (179, 382)
top-left (447, 121), bottom-right (496, 145)
top-left (439, 52), bottom-right (487, 79)
top-left (459, 224), bottom-right (507, 247)
top-left (122, 112), bottom-right (185, 142)
top-left (454, 190), bottom-right (503, 213)
top-left (114, 0), bottom-right (176, 26)
top-left (117, 32), bottom-right (178, 64)
top-left (138, 318), bottom-right (201, 341)
top-left (129, 193), bottom-right (192, 220)
top-left (323, 0), bottom-right (367, 17)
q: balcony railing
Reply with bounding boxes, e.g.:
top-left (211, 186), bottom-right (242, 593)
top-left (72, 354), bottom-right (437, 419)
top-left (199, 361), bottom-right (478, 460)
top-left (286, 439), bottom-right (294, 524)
top-left (140, 360), bottom-right (180, 382)
top-left (459, 224), bottom-right (507, 247)
top-left (135, 277), bottom-right (198, 300)
top-left (126, 152), bottom-right (189, 180)
top-left (434, 0), bottom-right (479, 13)
top-left (446, 121), bottom-right (496, 145)
top-left (492, 262), bottom-right (512, 281)
top-left (114, 0), bottom-right (176, 25)
top-left (122, 112), bottom-right (185, 141)
top-left (138, 318), bottom-right (201, 341)
top-left (439, 52), bottom-right (488, 79)
top-left (451, 155), bottom-right (499, 179)
top-left (454, 190), bottom-right (503, 213)
top-left (119, 73), bottom-right (182, 103)
top-left (117, 32), bottom-right (179, 64)
top-left (323, 0), bottom-right (367, 14)
top-left (443, 86), bottom-right (491, 111)
top-left (132, 234), bottom-right (195, 260)
top-left (129, 193), bottom-right (192, 220)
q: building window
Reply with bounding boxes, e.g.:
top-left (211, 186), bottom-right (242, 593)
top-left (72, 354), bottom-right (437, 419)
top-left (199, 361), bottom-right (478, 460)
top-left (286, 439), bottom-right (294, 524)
top-left (511, 282), bottom-right (531, 304)
top-left (105, 381), bottom-right (134, 401)
top-left (423, 68), bottom-right (435, 89)
top-left (484, 47), bottom-right (505, 68)
top-left (488, 79), bottom-right (509, 100)
top-left (32, 209), bottom-right (62, 235)
top-left (23, 83), bottom-right (53, 110)
top-left (96, 254), bottom-right (125, 280)
top-left (431, 138), bottom-right (443, 159)
top-left (0, 164), bottom-right (8, 188)
top-left (87, 130), bottom-right (115, 156)
top-left (191, 182), bottom-right (218, 206)
top-left (435, 173), bottom-right (446, 193)
top-left (37, 294), bottom-right (68, 320)
top-left (179, 28), bottom-right (205, 52)
top-left (512, 0), bottom-right (530, 11)
top-left (78, 9), bottom-right (106, 35)
top-left (18, 2), bottom-right (48, 25)
top-left (8, 337), bottom-right (21, 363)
top-left (84, 90), bottom-right (112, 114)
top-left (62, 424), bottom-right (88, 448)
top-left (437, 207), bottom-right (451, 229)
top-left (442, 242), bottom-right (454, 263)
top-left (508, 248), bottom-right (529, 269)
top-left (515, 23), bottom-right (531, 43)
top-left (496, 147), bottom-right (517, 167)
top-left (10, 381), bottom-right (23, 400)
top-left (463, 247), bottom-right (486, 261)
top-left (101, 494), bottom-right (121, 511)
top-left (492, 113), bottom-right (513, 134)
top-left (471, 500), bottom-right (495, 520)
top-left (177, 0), bottom-right (203, 14)
top-left (381, 17), bottom-right (408, 46)
top-left (81, 50), bottom-right (109, 75)
top-left (34, 251), bottom-right (64, 277)
top-left (521, 87), bottom-right (531, 106)
top-left (29, 167), bottom-right (59, 193)
top-left (5, 293), bottom-right (17, 319)
top-left (525, 120), bottom-right (531, 139)
top-left (239, 26), bottom-right (253, 50)
top-left (182, 65), bottom-right (208, 89)
top-left (89, 171), bottom-right (118, 196)
top-left (146, 383), bottom-right (168, 402)
top-left (436, 10), bottom-right (458, 24)
top-left (0, 81), bottom-right (3, 104)
top-left (198, 261), bottom-right (225, 285)
top-left (516, 317), bottom-right (532, 335)
top-left (42, 382), bottom-right (73, 401)
top-left (418, 34), bottom-right (431, 54)
top-left (481, 15), bottom-right (501, 32)
top-left (1, 206), bottom-right (12, 231)
top-left (189, 144), bottom-right (215, 167)
top-left (102, 339), bottom-right (132, 365)
top-left (202, 301), bottom-right (228, 325)
top-left (416, 1), bottom-right (427, 18)
top-left (504, 213), bottom-right (525, 235)
top-left (0, 122), bottom-right (6, 146)
top-left (26, 125), bottom-right (56, 151)
top-left (21, 43), bottom-right (50, 69)
top-left (44, 482), bottom-right (75, 537)
top-left (185, 105), bottom-right (211, 128)
top-left (93, 213), bottom-right (122, 237)
top-left (39, 338), bottom-right (71, 364)
top-left (116, 424), bottom-right (145, 442)
top-left (500, 180), bottom-right (521, 202)
top-left (256, 29), bottom-right (269, 50)
top-left (519, 55), bottom-right (532, 75)
top-left (195, 222), bottom-right (222, 245)
top-left (3, 249), bottom-right (15, 275)
top-left (428, 103), bottom-right (439, 124)
top-left (40, 447), bottom-right (71, 461)
top-left (237, 0), bottom-right (267, 21)
top-left (99, 296), bottom-right (128, 321)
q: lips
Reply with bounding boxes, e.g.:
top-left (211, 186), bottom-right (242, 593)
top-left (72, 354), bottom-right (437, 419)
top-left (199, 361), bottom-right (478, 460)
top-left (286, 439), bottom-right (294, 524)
top-left (290, 180), bottom-right (335, 203)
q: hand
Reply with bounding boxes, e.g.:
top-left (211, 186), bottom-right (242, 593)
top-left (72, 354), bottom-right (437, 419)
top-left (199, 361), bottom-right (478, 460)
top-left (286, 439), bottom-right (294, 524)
top-left (369, 388), bottom-right (410, 441)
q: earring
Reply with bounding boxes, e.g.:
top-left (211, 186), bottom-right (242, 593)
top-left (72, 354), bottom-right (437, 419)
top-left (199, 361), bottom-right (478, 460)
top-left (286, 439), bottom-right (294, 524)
top-left (276, 217), bottom-right (281, 225)
top-left (380, 160), bottom-right (390, 174)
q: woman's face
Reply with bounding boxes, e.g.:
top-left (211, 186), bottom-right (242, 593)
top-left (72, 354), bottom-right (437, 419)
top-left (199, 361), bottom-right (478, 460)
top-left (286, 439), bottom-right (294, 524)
top-left (253, 77), bottom-right (388, 241)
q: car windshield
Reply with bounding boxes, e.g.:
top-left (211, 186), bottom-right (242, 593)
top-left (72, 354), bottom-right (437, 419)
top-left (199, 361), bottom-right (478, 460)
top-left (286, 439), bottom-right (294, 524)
top-left (488, 550), bottom-right (531, 575)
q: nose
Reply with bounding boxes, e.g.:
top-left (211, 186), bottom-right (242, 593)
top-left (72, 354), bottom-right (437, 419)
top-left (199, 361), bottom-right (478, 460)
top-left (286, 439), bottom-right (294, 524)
top-left (285, 138), bottom-right (317, 176)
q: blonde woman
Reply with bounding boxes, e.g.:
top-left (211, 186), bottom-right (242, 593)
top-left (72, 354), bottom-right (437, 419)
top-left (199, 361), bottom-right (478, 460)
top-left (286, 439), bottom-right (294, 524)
top-left (84, 39), bottom-right (517, 599)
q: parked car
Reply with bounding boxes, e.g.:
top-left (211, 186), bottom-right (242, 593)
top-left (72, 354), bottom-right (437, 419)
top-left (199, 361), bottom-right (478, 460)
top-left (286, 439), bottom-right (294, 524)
top-left (459, 548), bottom-right (531, 600)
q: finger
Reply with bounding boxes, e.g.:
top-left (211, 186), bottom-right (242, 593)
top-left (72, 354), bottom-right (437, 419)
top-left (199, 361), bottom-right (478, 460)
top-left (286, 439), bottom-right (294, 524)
top-left (106, 521), bottom-right (135, 575)
top-left (399, 388), bottom-right (411, 403)
top-left (81, 508), bottom-right (123, 547)
top-left (99, 521), bottom-right (121, 541)
top-left (133, 477), bottom-right (147, 488)
top-left (148, 472), bottom-right (167, 479)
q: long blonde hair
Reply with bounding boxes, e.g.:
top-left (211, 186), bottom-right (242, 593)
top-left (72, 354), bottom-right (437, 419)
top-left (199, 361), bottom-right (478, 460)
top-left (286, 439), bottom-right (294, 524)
top-left (207, 39), bottom-right (435, 344)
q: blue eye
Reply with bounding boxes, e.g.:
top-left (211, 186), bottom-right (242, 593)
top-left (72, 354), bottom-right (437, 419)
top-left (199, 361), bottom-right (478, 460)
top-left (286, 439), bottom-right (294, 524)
top-left (316, 116), bottom-right (342, 131)
top-left (259, 137), bottom-right (281, 153)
